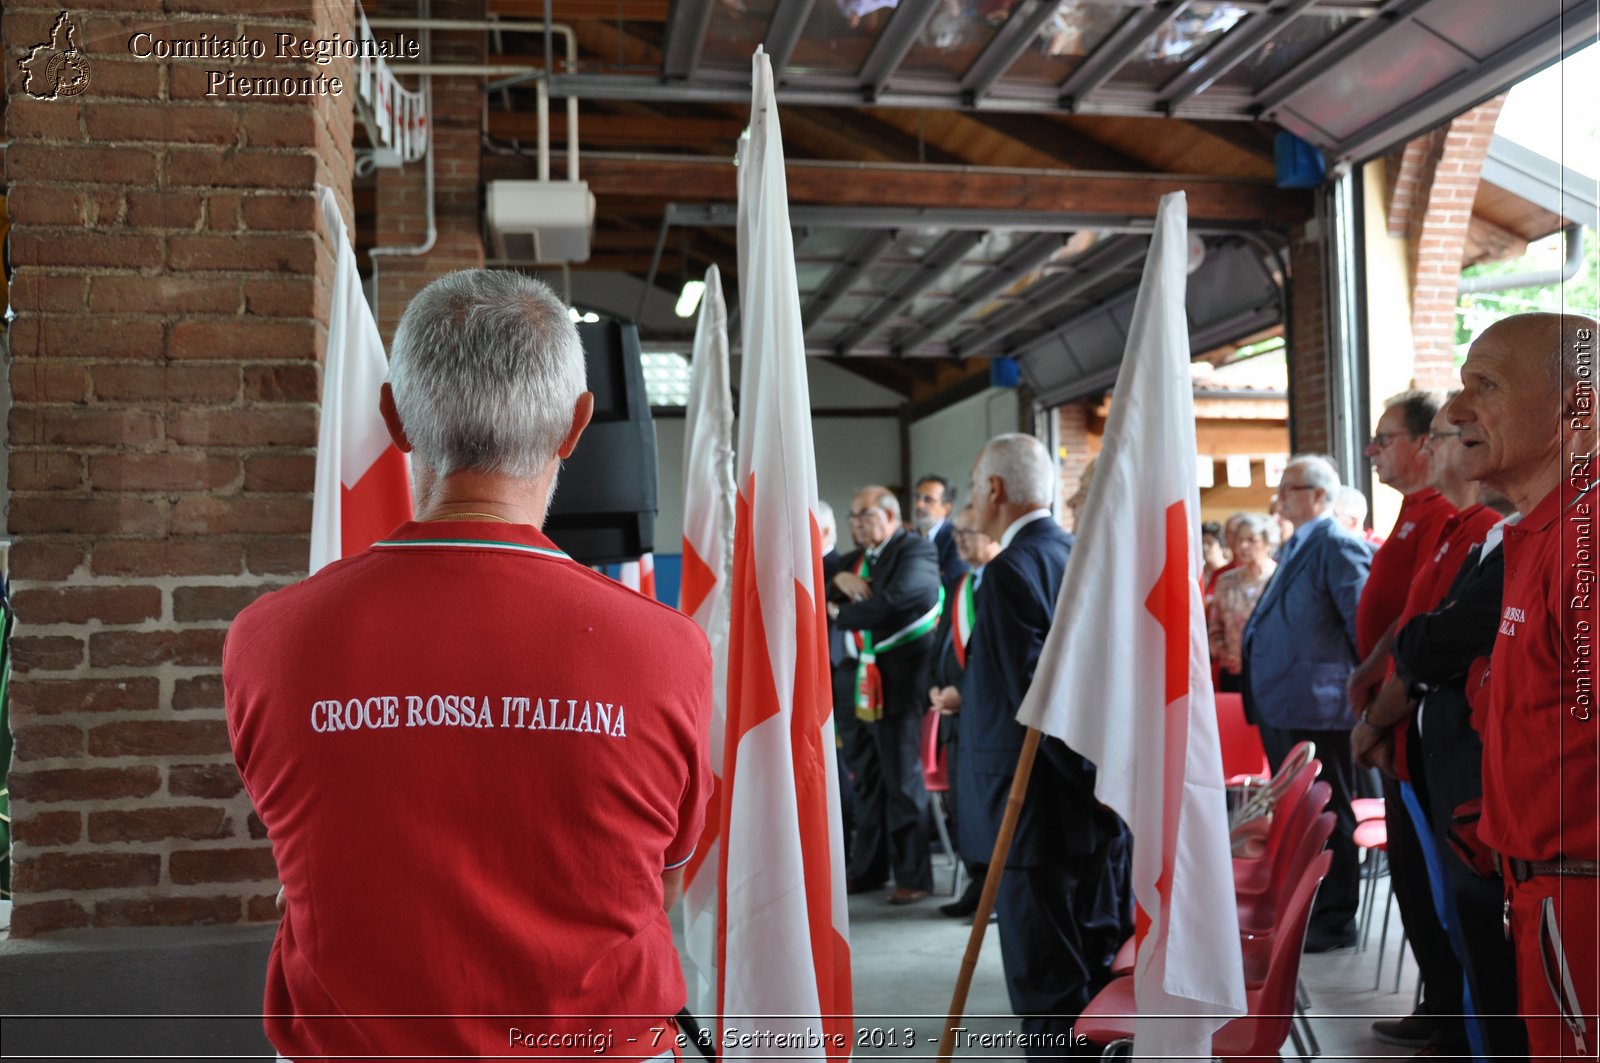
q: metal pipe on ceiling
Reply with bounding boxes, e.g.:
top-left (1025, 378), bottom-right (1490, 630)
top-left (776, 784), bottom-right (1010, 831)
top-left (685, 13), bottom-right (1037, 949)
top-left (1459, 223), bottom-right (1585, 294)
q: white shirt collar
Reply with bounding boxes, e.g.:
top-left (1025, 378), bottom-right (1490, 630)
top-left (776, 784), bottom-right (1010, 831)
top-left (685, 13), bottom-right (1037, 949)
top-left (925, 518), bottom-right (945, 540)
top-left (1480, 513), bottom-right (1519, 561)
top-left (999, 509), bottom-right (1052, 551)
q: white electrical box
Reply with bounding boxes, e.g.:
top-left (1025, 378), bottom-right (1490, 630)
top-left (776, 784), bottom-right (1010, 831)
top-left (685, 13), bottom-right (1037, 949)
top-left (485, 180), bottom-right (596, 264)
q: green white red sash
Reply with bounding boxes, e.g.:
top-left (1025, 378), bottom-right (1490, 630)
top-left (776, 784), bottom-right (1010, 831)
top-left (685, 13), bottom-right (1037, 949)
top-left (852, 552), bottom-right (944, 722)
top-left (951, 571), bottom-right (977, 669)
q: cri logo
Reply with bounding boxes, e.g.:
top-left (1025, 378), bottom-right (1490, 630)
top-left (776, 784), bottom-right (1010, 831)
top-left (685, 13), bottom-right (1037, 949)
top-left (19, 12), bottom-right (91, 100)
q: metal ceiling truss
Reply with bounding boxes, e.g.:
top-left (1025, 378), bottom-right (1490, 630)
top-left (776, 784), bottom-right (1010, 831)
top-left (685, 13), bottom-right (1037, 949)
top-left (764, 0), bottom-right (818, 79)
top-left (831, 230), bottom-right (986, 355)
top-left (1157, 0), bottom-right (1322, 109)
top-left (857, 0), bottom-right (945, 100)
top-left (960, 0), bottom-right (1069, 104)
top-left (1057, 0), bottom-right (1194, 109)
top-left (802, 229), bottom-right (898, 331)
top-left (890, 232), bottom-right (1070, 355)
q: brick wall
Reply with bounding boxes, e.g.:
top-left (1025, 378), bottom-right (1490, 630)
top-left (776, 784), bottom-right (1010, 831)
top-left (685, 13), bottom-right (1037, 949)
top-left (370, 0), bottom-right (485, 345)
top-left (1287, 220), bottom-right (1330, 455)
top-left (3, 0), bottom-right (354, 936)
top-left (1054, 400), bottom-right (1094, 529)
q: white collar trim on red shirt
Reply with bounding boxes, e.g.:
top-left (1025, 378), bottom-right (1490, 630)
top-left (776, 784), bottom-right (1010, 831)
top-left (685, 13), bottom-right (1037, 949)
top-left (372, 537), bottom-right (569, 559)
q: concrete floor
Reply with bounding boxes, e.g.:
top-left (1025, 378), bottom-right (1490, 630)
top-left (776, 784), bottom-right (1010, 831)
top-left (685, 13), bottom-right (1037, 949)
top-left (832, 853), bottom-right (1420, 1062)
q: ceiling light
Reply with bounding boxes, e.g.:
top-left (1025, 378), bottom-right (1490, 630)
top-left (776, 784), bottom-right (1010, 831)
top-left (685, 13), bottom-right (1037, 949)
top-left (675, 279), bottom-right (706, 319)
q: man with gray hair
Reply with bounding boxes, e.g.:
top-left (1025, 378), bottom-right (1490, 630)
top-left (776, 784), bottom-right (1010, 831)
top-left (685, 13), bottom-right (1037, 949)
top-left (225, 270), bottom-right (712, 1060)
top-left (1241, 453), bottom-right (1373, 950)
top-left (954, 433), bottom-right (1131, 1049)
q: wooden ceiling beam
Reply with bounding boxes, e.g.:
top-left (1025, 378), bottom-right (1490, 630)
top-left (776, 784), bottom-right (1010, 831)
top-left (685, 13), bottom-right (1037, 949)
top-left (513, 155), bottom-right (1313, 225)
top-left (961, 112), bottom-right (1153, 172)
top-left (486, 110), bottom-right (745, 148)
top-left (488, 0), bottom-right (670, 22)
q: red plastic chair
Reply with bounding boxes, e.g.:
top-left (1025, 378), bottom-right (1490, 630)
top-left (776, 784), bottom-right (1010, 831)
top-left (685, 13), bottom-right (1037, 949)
top-left (1077, 850), bottom-right (1333, 1061)
top-left (1216, 692), bottom-right (1270, 791)
top-left (920, 710), bottom-right (962, 897)
top-left (1233, 757), bottom-right (1319, 886)
top-left (1237, 778), bottom-right (1330, 902)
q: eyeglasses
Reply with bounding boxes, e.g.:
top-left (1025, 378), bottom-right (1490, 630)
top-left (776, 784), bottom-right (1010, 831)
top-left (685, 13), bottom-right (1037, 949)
top-left (952, 527), bottom-right (979, 538)
top-left (1369, 432), bottom-right (1416, 449)
top-left (914, 493), bottom-right (945, 506)
top-left (848, 508), bottom-right (884, 522)
top-left (1427, 430), bottom-right (1462, 443)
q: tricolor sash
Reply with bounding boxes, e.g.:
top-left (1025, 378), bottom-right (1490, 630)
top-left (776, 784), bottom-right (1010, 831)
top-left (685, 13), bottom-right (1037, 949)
top-left (951, 571), bottom-right (977, 669)
top-left (852, 552), bottom-right (943, 722)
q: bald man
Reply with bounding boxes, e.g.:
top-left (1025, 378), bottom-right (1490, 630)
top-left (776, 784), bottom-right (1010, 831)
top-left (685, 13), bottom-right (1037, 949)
top-left (1450, 312), bottom-right (1600, 1056)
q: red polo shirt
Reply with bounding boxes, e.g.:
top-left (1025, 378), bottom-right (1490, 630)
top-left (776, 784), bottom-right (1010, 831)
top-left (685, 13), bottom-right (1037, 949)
top-left (1356, 488), bottom-right (1456, 657)
top-left (1480, 486), bottom-right (1600, 862)
top-left (225, 520), bottom-right (712, 1061)
top-left (1388, 502), bottom-right (1500, 779)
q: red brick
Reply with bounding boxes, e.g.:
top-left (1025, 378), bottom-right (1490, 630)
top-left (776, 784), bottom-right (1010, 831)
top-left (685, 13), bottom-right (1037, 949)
top-left (85, 103), bottom-right (237, 145)
top-left (13, 810), bottom-right (83, 846)
top-left (8, 542), bottom-right (87, 582)
top-left (166, 149), bottom-right (318, 190)
top-left (241, 192), bottom-right (317, 230)
top-left (248, 811), bottom-right (269, 840)
top-left (246, 894), bottom-right (282, 922)
top-left (15, 851), bottom-right (162, 892)
top-left (10, 636), bottom-right (86, 672)
top-left (9, 765), bottom-right (162, 803)
top-left (89, 805), bottom-right (230, 843)
top-left (170, 318), bottom-right (318, 361)
top-left (92, 539), bottom-right (243, 578)
top-left (241, 277), bottom-right (315, 317)
top-left (6, 143), bottom-right (160, 184)
top-left (90, 452), bottom-right (239, 492)
top-left (7, 272), bottom-right (90, 312)
top-left (173, 674), bottom-right (224, 711)
top-left (243, 364), bottom-right (320, 402)
top-left (170, 847), bottom-right (277, 884)
top-left (172, 495), bottom-right (312, 535)
top-left (11, 724), bottom-right (85, 762)
top-left (91, 363), bottom-right (240, 403)
top-left (243, 453), bottom-right (315, 493)
top-left (12, 585), bottom-right (162, 625)
top-left (173, 584), bottom-right (278, 622)
top-left (14, 676), bottom-right (162, 716)
top-left (9, 452), bottom-right (86, 491)
top-left (10, 361), bottom-right (90, 404)
top-left (6, 100), bottom-right (86, 140)
top-left (6, 496), bottom-right (166, 537)
top-left (5, 186), bottom-right (90, 227)
top-left (89, 275), bottom-right (240, 315)
top-left (169, 406), bottom-right (317, 447)
top-left (95, 896), bottom-right (243, 928)
top-left (169, 763), bottom-right (243, 798)
top-left (124, 190), bottom-right (204, 230)
top-left (8, 317), bottom-right (165, 361)
top-left (247, 538), bottom-right (310, 576)
top-left (68, 57), bottom-right (163, 98)
top-left (206, 193), bottom-right (242, 231)
top-left (169, 233), bottom-right (317, 273)
top-left (90, 628), bottom-right (227, 669)
top-left (88, 719), bottom-right (231, 758)
top-left (9, 900), bottom-right (91, 937)
top-left (238, 109), bottom-right (318, 149)
top-left (9, 406), bottom-right (163, 447)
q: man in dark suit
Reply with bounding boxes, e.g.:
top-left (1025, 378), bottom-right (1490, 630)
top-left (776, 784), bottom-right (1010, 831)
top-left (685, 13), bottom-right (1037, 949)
top-left (1241, 453), bottom-right (1373, 951)
top-left (913, 474), bottom-right (969, 587)
top-left (828, 485), bottom-right (942, 904)
top-left (953, 435), bottom-right (1132, 1050)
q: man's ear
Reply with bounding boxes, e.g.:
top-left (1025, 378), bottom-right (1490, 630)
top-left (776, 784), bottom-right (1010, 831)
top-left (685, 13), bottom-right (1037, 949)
top-left (379, 383), bottom-right (413, 453)
top-left (557, 392), bottom-right (595, 459)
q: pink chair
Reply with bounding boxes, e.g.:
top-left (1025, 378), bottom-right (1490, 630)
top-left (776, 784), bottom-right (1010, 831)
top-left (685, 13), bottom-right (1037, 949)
top-left (920, 710), bottom-right (963, 897)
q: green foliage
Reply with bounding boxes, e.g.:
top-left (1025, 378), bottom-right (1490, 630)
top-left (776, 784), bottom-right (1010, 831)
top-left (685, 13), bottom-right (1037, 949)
top-left (1456, 227), bottom-right (1600, 360)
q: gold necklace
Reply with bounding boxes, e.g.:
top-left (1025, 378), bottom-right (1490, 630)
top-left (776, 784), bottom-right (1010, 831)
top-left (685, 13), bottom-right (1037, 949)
top-left (419, 511), bottom-right (516, 523)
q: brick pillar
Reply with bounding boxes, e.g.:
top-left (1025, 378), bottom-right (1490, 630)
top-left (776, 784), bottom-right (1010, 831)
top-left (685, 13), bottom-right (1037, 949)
top-left (1394, 98), bottom-right (1506, 390)
top-left (1287, 220), bottom-right (1331, 455)
top-left (1055, 400), bottom-right (1093, 529)
top-left (3, 2), bottom-right (354, 935)
top-left (371, 0), bottom-right (485, 345)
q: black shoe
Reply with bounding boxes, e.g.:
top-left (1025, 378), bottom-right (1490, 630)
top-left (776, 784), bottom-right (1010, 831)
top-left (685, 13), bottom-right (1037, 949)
top-left (939, 895), bottom-right (978, 918)
top-left (1371, 1014), bottom-right (1439, 1048)
top-left (1302, 921), bottom-right (1358, 953)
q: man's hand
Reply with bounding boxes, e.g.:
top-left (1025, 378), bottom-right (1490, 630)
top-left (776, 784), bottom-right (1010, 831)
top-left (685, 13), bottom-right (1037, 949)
top-left (1348, 656), bottom-right (1383, 716)
top-left (827, 601), bottom-right (840, 622)
top-left (832, 571), bottom-right (872, 602)
top-left (1350, 719), bottom-right (1384, 769)
top-left (929, 685), bottom-right (961, 715)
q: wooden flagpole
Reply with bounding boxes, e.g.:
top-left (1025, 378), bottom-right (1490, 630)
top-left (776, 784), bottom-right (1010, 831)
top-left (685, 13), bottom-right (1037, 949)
top-left (937, 726), bottom-right (1043, 1063)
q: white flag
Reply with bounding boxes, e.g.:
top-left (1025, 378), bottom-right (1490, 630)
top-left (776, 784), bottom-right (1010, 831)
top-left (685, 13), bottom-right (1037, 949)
top-left (679, 264), bottom-right (735, 1016)
top-left (1016, 192), bottom-right (1246, 1059)
top-left (717, 46), bottom-right (852, 1057)
top-left (310, 187), bottom-right (412, 573)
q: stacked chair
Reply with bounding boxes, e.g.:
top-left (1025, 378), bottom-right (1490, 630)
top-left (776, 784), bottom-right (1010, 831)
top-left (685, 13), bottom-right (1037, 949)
top-left (1087, 739), bottom-right (1333, 1060)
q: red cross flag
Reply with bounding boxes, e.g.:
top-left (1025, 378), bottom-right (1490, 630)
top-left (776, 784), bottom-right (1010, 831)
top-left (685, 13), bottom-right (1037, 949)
top-left (718, 46), bottom-right (852, 1056)
top-left (678, 264), bottom-right (736, 1016)
top-left (1016, 192), bottom-right (1246, 1058)
top-left (310, 187), bottom-right (412, 573)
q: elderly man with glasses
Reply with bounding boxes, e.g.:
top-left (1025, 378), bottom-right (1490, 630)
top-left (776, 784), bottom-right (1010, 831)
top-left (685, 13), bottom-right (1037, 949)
top-left (828, 486), bottom-right (942, 904)
top-left (1241, 454), bottom-right (1373, 952)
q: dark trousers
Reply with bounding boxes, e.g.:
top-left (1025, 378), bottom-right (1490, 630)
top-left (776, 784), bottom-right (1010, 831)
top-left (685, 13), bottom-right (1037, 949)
top-left (834, 664), bottom-right (880, 881)
top-left (1418, 705), bottom-right (1528, 1059)
top-left (1259, 724), bottom-right (1360, 934)
top-left (996, 831), bottom-right (1132, 1056)
top-left (870, 706), bottom-right (932, 891)
top-left (1382, 761), bottom-right (1465, 1037)
top-left (942, 732), bottom-right (988, 900)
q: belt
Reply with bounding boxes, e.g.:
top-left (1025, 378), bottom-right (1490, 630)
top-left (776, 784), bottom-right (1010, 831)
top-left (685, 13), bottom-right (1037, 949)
top-left (1495, 853), bottom-right (1600, 882)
